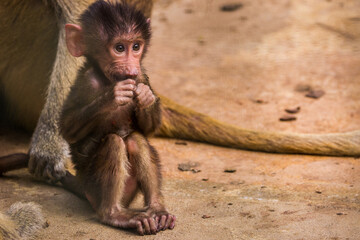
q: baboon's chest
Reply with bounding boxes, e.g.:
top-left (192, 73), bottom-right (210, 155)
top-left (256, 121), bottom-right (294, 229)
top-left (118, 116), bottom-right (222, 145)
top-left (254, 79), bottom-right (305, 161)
top-left (107, 102), bottom-right (136, 138)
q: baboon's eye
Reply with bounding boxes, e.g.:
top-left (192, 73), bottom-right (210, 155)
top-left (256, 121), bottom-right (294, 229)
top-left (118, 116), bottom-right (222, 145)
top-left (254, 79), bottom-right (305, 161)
top-left (133, 43), bottom-right (140, 51)
top-left (115, 44), bottom-right (125, 53)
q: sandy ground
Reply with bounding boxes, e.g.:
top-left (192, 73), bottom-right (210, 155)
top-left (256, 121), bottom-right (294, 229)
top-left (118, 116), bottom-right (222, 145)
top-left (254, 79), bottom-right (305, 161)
top-left (1, 0), bottom-right (360, 239)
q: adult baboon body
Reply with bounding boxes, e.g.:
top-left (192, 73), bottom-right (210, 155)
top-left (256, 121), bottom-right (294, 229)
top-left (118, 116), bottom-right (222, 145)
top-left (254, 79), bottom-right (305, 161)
top-left (0, 0), bottom-right (359, 181)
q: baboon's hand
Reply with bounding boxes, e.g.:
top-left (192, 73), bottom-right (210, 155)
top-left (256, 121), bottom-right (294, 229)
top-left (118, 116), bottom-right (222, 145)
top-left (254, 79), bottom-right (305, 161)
top-left (28, 127), bottom-right (68, 182)
top-left (135, 83), bottom-right (156, 109)
top-left (113, 79), bottom-right (136, 106)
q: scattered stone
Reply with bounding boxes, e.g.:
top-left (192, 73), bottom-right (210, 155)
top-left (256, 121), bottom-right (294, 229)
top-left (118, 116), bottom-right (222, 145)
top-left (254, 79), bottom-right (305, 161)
top-left (252, 99), bottom-right (268, 104)
top-left (202, 215), bottom-right (214, 219)
top-left (305, 89), bottom-right (325, 99)
top-left (228, 203), bottom-right (233, 206)
top-left (285, 106), bottom-right (301, 114)
top-left (279, 115), bottom-right (297, 121)
top-left (315, 190), bottom-right (322, 194)
top-left (282, 210), bottom-right (298, 215)
top-left (220, 3), bottom-right (243, 12)
top-left (175, 141), bottom-right (188, 145)
top-left (239, 212), bottom-right (255, 218)
top-left (336, 212), bottom-right (346, 216)
top-left (191, 169), bottom-right (201, 173)
top-left (178, 162), bottom-right (199, 171)
top-left (295, 83), bottom-right (325, 99)
top-left (224, 168), bottom-right (236, 173)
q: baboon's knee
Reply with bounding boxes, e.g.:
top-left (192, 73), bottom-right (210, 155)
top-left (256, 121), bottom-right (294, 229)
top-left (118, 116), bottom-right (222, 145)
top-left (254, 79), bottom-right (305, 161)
top-left (102, 133), bottom-right (126, 151)
top-left (126, 133), bottom-right (148, 156)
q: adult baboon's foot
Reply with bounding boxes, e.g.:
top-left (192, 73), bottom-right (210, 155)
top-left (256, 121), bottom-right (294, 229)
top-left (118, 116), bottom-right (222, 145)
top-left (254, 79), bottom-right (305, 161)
top-left (28, 125), bottom-right (69, 182)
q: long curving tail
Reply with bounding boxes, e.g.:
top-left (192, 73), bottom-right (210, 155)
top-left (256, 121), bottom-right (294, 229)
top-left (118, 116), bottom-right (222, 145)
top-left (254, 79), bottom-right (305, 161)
top-left (156, 96), bottom-right (360, 157)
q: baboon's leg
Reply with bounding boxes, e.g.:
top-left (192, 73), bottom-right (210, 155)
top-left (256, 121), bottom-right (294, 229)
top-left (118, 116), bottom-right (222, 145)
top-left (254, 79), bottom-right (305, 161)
top-left (28, 1), bottom-right (86, 182)
top-left (84, 133), bottom-right (158, 235)
top-left (126, 132), bottom-right (176, 231)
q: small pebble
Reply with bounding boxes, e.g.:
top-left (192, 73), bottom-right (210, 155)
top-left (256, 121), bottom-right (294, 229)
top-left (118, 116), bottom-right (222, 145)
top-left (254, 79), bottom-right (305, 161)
top-left (178, 162), bottom-right (199, 171)
top-left (305, 90), bottom-right (325, 99)
top-left (279, 115), bottom-right (297, 121)
top-left (285, 106), bottom-right (301, 114)
top-left (220, 3), bottom-right (243, 12)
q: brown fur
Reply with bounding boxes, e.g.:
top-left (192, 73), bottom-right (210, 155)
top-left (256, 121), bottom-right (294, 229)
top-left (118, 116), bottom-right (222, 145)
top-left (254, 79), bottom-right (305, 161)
top-left (56, 1), bottom-right (174, 234)
top-left (0, 0), bottom-right (359, 186)
top-left (0, 202), bottom-right (45, 240)
top-left (0, 0), bottom-right (358, 237)
top-left (158, 97), bottom-right (360, 156)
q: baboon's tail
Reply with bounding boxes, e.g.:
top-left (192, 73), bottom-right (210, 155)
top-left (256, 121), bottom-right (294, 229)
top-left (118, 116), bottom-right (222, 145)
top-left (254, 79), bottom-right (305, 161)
top-left (0, 153), bottom-right (28, 175)
top-left (156, 97), bottom-right (360, 157)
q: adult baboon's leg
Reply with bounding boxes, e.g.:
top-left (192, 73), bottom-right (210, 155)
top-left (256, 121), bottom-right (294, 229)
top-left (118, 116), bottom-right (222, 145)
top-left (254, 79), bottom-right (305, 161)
top-left (28, 2), bottom-right (85, 181)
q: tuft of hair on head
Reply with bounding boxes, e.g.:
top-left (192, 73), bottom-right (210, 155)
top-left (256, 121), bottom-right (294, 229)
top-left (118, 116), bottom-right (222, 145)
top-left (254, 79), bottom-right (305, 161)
top-left (6, 202), bottom-right (46, 240)
top-left (80, 0), bottom-right (151, 52)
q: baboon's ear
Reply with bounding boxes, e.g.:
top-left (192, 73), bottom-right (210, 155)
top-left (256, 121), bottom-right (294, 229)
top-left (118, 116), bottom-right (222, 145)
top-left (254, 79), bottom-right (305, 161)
top-left (65, 24), bottom-right (85, 57)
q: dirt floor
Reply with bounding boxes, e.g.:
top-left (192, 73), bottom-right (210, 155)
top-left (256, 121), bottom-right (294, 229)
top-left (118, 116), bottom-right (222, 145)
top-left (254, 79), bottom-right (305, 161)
top-left (1, 0), bottom-right (360, 239)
